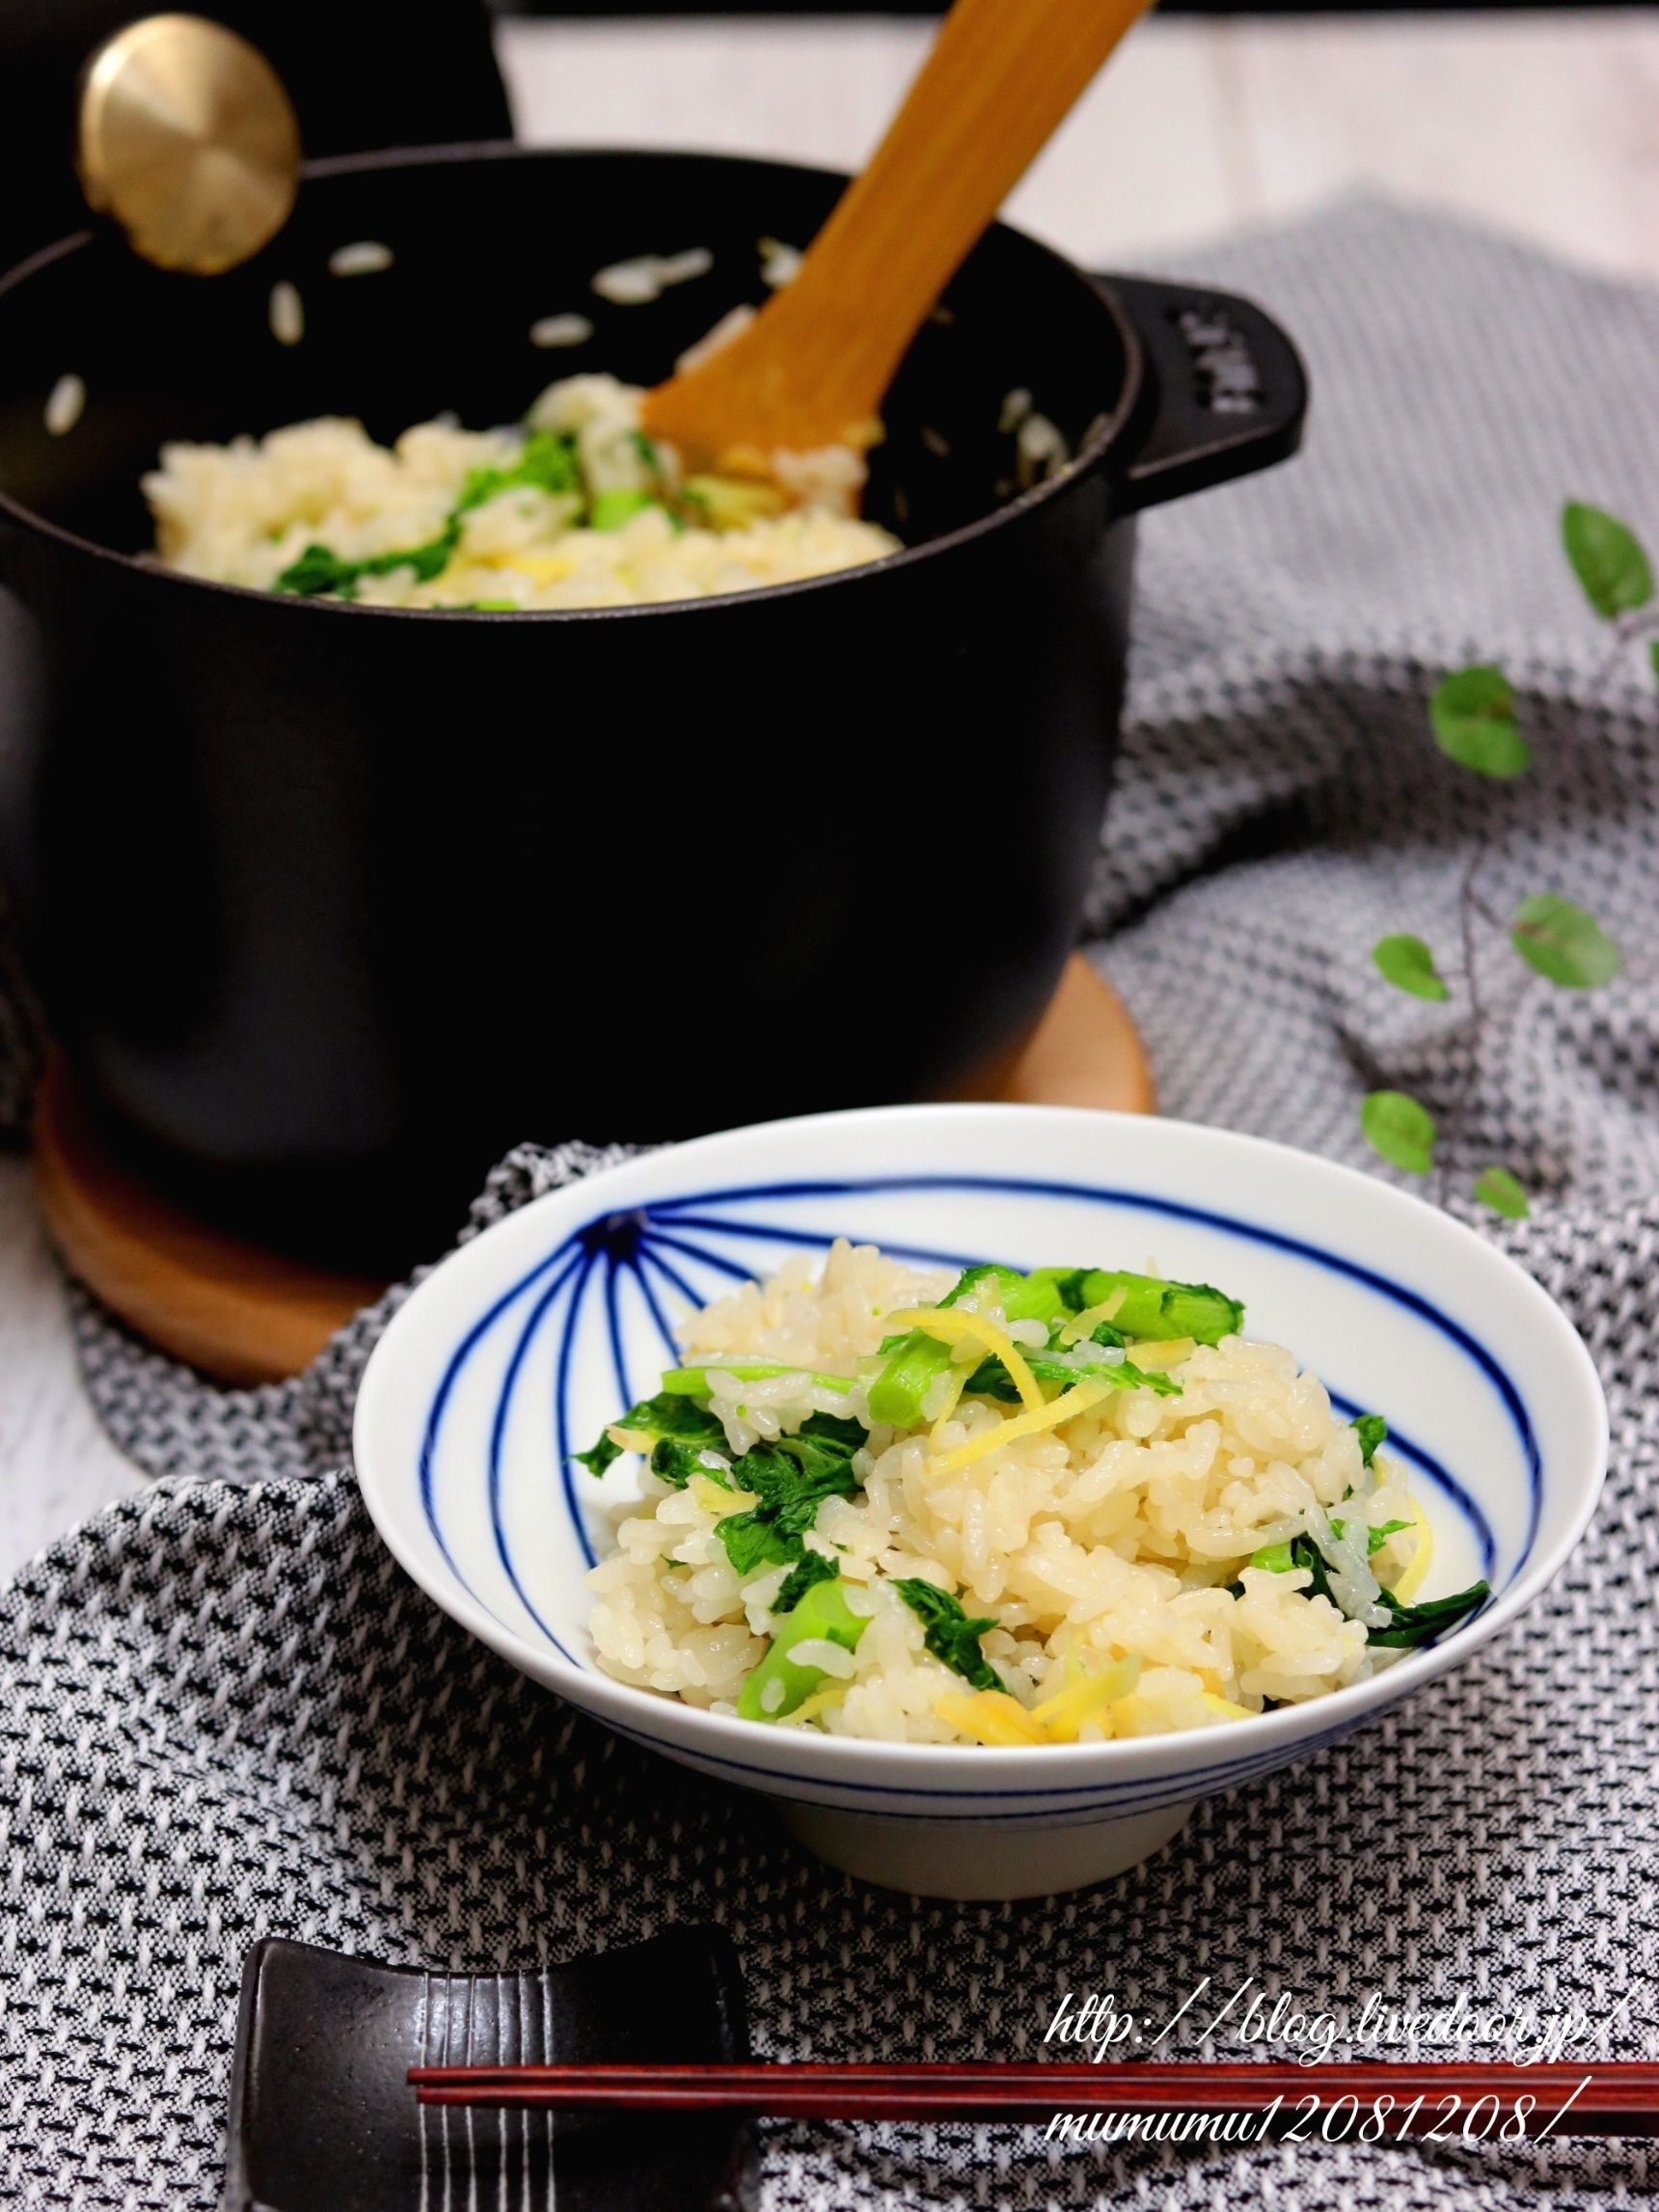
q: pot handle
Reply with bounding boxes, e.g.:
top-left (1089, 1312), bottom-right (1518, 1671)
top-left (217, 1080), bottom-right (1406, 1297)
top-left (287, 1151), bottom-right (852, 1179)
top-left (1110, 276), bottom-right (1308, 514)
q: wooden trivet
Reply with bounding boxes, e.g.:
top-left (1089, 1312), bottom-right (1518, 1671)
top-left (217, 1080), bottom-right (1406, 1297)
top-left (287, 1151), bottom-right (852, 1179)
top-left (33, 954), bottom-right (1153, 1386)
top-left (33, 1062), bottom-right (385, 1388)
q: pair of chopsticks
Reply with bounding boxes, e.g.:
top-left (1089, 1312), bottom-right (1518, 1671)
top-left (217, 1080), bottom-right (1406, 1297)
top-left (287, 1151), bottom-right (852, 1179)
top-left (409, 2061), bottom-right (1659, 2134)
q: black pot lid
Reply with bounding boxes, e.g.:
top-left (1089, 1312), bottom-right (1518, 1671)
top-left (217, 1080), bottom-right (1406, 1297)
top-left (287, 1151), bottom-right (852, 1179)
top-left (0, 0), bottom-right (512, 279)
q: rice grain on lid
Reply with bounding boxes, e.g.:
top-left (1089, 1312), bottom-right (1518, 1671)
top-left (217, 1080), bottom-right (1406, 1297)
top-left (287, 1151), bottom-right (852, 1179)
top-left (44, 374), bottom-right (85, 436)
top-left (591, 248), bottom-right (714, 306)
top-left (268, 281), bottom-right (304, 345)
top-left (758, 236), bottom-right (802, 288)
top-left (530, 314), bottom-right (595, 349)
top-left (1017, 411), bottom-right (1070, 487)
top-left (328, 241), bottom-right (394, 277)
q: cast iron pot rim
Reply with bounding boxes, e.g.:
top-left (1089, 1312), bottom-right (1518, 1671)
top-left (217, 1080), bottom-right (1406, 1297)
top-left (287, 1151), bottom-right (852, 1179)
top-left (0, 139), bottom-right (1146, 626)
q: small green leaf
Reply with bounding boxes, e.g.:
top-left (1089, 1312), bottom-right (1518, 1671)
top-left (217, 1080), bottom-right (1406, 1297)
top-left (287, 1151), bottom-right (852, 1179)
top-left (1353, 1413), bottom-right (1388, 1466)
top-left (1562, 503), bottom-right (1654, 619)
top-left (1474, 1166), bottom-right (1531, 1220)
top-left (1650, 639), bottom-right (1659, 685)
top-left (1248, 1541), bottom-right (1296, 1573)
top-left (1373, 934), bottom-right (1451, 1001)
top-left (589, 488), bottom-right (658, 531)
top-left (892, 1578), bottom-right (1001, 1691)
top-left (1361, 1090), bottom-right (1437, 1175)
top-left (1509, 894), bottom-right (1622, 989)
top-left (1428, 667), bottom-right (1530, 778)
top-left (772, 1550), bottom-right (840, 1615)
top-left (1368, 1576), bottom-right (1489, 1648)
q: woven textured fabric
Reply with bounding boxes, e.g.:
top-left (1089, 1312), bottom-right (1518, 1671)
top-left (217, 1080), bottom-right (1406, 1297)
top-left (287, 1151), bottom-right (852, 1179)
top-left (3, 202), bottom-right (1658, 2210)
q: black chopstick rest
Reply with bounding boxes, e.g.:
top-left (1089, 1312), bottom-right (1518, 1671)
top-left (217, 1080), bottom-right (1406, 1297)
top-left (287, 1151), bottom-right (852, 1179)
top-left (223, 1926), bottom-right (757, 2212)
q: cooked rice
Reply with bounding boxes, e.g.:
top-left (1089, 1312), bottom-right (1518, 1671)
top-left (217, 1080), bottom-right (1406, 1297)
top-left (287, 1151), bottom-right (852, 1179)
top-left (328, 241), bottom-right (394, 277)
top-left (44, 374), bottom-right (85, 437)
top-left (757, 237), bottom-right (802, 289)
top-left (1017, 410), bottom-right (1070, 487)
top-left (591, 248), bottom-right (713, 305)
top-left (268, 281), bottom-right (304, 346)
top-left (585, 1241), bottom-right (1426, 1745)
top-left (144, 372), bottom-right (897, 611)
top-left (529, 314), bottom-right (594, 349)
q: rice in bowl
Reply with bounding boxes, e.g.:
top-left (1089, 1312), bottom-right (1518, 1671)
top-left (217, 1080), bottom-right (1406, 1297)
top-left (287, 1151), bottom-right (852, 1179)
top-left (578, 1242), bottom-right (1487, 1746)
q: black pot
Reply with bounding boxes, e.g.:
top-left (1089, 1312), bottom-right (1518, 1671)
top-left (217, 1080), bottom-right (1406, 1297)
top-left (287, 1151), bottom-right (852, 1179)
top-left (0, 147), bottom-right (1305, 1274)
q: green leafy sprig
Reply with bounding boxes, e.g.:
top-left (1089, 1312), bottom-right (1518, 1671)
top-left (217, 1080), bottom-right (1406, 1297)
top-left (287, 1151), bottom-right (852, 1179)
top-left (892, 1578), bottom-right (1003, 1691)
top-left (1361, 503), bottom-right (1645, 1216)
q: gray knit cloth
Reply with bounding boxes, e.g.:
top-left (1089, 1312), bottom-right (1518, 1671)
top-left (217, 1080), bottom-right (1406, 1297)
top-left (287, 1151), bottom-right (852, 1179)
top-left (3, 202), bottom-right (1656, 2211)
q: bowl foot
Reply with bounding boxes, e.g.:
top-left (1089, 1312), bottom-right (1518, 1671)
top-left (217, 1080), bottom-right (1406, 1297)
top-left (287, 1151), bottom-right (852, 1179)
top-left (779, 1798), bottom-right (1193, 1900)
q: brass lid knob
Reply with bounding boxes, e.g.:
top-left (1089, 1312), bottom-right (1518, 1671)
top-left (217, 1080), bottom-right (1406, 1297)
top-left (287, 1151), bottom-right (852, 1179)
top-left (77, 14), bottom-right (301, 275)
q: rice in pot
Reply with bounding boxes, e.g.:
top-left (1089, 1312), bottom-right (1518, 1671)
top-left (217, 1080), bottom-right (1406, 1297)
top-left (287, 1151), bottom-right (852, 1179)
top-left (143, 373), bottom-right (897, 612)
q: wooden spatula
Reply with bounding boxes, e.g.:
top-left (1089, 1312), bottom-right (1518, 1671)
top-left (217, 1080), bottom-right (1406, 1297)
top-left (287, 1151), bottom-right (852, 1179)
top-left (641, 0), bottom-right (1156, 472)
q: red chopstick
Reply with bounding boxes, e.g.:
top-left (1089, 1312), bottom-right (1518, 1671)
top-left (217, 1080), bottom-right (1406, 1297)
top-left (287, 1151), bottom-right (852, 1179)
top-left (408, 2061), bottom-right (1659, 2134)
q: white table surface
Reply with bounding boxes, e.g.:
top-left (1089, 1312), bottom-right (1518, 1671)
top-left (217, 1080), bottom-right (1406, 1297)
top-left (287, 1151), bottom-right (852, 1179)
top-left (494, 11), bottom-right (1659, 283)
top-left (1, 10), bottom-right (1655, 1588)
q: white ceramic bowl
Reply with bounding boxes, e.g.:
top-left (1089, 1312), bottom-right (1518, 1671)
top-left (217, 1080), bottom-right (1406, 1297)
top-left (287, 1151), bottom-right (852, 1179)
top-left (354, 1106), bottom-right (1607, 1900)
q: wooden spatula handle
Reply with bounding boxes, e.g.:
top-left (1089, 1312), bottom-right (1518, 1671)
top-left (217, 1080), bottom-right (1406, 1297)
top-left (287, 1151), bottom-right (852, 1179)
top-left (643, 0), bottom-right (1155, 462)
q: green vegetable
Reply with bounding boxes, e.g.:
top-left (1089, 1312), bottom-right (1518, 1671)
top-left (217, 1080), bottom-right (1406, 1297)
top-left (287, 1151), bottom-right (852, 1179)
top-left (712, 1412), bottom-right (866, 1575)
top-left (1023, 1267), bottom-right (1091, 1313)
top-left (1428, 666), bottom-right (1530, 778)
top-left (1243, 1531), bottom-right (1341, 1599)
top-left (1361, 1089), bottom-right (1437, 1175)
top-left (572, 1391), bottom-right (729, 1486)
top-left (1247, 1541), bottom-right (1296, 1574)
top-left (579, 1389), bottom-right (866, 1572)
top-left (277, 430), bottom-right (584, 600)
top-left (1338, 1516), bottom-right (1412, 1555)
top-left (1353, 1413), bottom-right (1388, 1466)
top-left (772, 1551), bottom-right (840, 1614)
top-left (1373, 934), bottom-right (1450, 1002)
top-left (952, 1263), bottom-right (1071, 1323)
top-left (1036, 1269), bottom-right (1244, 1346)
top-left (865, 1331), bottom-right (954, 1428)
top-left (866, 1265), bottom-right (1060, 1429)
top-left (276, 525), bottom-right (462, 597)
top-left (455, 429), bottom-right (582, 514)
top-left (1243, 1530), bottom-right (1484, 1647)
top-left (892, 1578), bottom-right (1001, 1691)
top-left (589, 489), bottom-right (659, 531)
top-left (1562, 502), bottom-right (1653, 620)
top-left (962, 1348), bottom-right (1182, 1403)
top-left (1509, 894), bottom-right (1621, 990)
top-left (868, 1263), bottom-right (1237, 1430)
top-left (1249, 1519), bottom-right (1405, 1571)
top-left (1367, 1578), bottom-right (1490, 1648)
top-left (658, 1363), bottom-right (855, 1399)
top-left (736, 1577), bottom-right (868, 1721)
top-left (1363, 1518), bottom-right (1413, 1551)
top-left (275, 543), bottom-right (363, 598)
